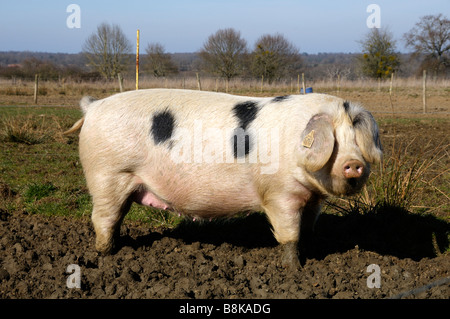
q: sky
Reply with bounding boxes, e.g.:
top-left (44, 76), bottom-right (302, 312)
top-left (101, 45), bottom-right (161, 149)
top-left (0, 0), bottom-right (448, 54)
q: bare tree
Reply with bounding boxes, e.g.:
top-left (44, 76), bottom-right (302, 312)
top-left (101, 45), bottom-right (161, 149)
top-left (145, 43), bottom-right (178, 77)
top-left (325, 64), bottom-right (351, 81)
top-left (251, 33), bottom-right (302, 82)
top-left (357, 28), bottom-right (400, 79)
top-left (404, 14), bottom-right (450, 75)
top-left (82, 23), bottom-right (132, 79)
top-left (199, 28), bottom-right (248, 81)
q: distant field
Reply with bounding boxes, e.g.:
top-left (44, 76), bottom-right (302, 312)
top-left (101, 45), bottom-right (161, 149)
top-left (0, 76), bottom-right (449, 115)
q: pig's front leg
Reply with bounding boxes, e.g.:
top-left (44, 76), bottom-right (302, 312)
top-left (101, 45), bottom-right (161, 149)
top-left (263, 194), bottom-right (322, 271)
top-left (298, 197), bottom-right (322, 265)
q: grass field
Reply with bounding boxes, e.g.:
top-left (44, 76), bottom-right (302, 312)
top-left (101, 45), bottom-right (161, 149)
top-left (0, 80), bottom-right (448, 237)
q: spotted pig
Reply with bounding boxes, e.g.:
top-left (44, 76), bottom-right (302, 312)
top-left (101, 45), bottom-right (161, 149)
top-left (65, 89), bottom-right (382, 270)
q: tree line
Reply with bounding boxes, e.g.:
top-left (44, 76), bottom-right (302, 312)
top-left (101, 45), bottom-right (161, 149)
top-left (1, 14), bottom-right (448, 82)
top-left (80, 23), bottom-right (305, 83)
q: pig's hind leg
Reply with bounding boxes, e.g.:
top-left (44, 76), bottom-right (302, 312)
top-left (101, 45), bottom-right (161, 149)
top-left (88, 171), bottom-right (137, 255)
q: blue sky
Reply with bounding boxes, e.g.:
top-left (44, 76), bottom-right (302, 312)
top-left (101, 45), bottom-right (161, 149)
top-left (0, 0), bottom-right (448, 54)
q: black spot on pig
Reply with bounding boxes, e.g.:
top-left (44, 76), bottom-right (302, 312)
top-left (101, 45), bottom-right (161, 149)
top-left (231, 101), bottom-right (258, 158)
top-left (151, 110), bottom-right (175, 144)
top-left (272, 95), bottom-right (291, 103)
top-left (233, 101), bottom-right (258, 130)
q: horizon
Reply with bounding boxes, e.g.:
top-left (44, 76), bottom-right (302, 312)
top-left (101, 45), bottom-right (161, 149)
top-left (0, 1), bottom-right (448, 55)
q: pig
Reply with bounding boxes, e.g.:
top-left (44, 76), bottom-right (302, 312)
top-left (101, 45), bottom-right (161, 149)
top-left (65, 89), bottom-right (382, 270)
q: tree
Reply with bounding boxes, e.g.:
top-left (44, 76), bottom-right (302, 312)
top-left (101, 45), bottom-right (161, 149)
top-left (82, 23), bottom-right (132, 79)
top-left (404, 14), bottom-right (450, 75)
top-left (358, 28), bottom-right (400, 79)
top-left (199, 28), bottom-right (248, 81)
top-left (251, 33), bottom-right (302, 82)
top-left (145, 43), bottom-right (178, 77)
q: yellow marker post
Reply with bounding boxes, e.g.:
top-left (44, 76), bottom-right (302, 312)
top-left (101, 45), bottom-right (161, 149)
top-left (136, 29), bottom-right (140, 90)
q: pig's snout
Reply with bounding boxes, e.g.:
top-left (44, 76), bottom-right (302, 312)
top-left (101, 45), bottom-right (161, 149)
top-left (343, 160), bottom-right (364, 179)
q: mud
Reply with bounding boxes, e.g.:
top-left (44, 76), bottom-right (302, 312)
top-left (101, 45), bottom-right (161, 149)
top-left (0, 209), bottom-right (448, 299)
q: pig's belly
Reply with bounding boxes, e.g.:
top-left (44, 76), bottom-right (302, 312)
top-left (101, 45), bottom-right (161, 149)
top-left (132, 176), bottom-right (262, 218)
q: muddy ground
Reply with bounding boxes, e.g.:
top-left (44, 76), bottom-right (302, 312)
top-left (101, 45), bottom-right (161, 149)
top-left (0, 207), bottom-right (448, 299)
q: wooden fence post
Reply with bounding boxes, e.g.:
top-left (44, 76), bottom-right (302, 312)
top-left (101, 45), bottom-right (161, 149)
top-left (389, 72), bottom-right (394, 97)
top-left (389, 72), bottom-right (395, 114)
top-left (423, 69), bottom-right (427, 114)
top-left (118, 73), bottom-right (123, 92)
top-left (196, 73), bottom-right (202, 90)
top-left (302, 73), bottom-right (306, 94)
top-left (34, 74), bottom-right (39, 104)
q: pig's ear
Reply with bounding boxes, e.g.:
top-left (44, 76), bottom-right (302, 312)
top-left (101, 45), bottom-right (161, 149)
top-left (298, 113), bottom-right (335, 172)
top-left (352, 110), bottom-right (383, 164)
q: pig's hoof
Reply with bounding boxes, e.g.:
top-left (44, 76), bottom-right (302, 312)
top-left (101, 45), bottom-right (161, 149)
top-left (95, 240), bottom-right (114, 256)
top-left (281, 242), bottom-right (302, 271)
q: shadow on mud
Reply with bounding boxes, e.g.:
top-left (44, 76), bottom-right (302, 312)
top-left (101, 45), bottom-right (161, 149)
top-left (167, 213), bottom-right (278, 249)
top-left (313, 206), bottom-right (449, 261)
top-left (162, 206), bottom-right (449, 262)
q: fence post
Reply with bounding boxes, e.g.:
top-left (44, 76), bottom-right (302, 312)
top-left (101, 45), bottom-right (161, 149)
top-left (302, 73), bottom-right (306, 95)
top-left (196, 72), bottom-right (202, 90)
top-left (34, 74), bottom-right (39, 104)
top-left (136, 29), bottom-right (140, 90)
top-left (423, 69), bottom-right (427, 114)
top-left (389, 72), bottom-right (394, 97)
top-left (118, 73), bottom-right (123, 92)
top-left (389, 72), bottom-right (395, 114)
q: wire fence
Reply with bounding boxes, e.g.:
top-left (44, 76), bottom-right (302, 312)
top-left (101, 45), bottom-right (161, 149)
top-left (389, 276), bottom-right (450, 299)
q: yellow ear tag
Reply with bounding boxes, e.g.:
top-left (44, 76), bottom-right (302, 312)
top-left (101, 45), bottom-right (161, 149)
top-left (302, 130), bottom-right (315, 148)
